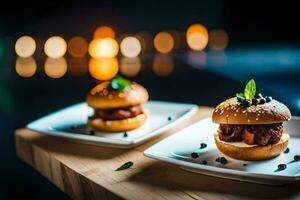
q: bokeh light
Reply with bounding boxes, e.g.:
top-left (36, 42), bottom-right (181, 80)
top-left (94, 26), bottom-right (115, 39)
top-left (44, 57), bottom-right (68, 78)
top-left (120, 36), bottom-right (141, 58)
top-left (68, 36), bottom-right (88, 57)
top-left (15, 57), bottom-right (37, 78)
top-left (154, 32), bottom-right (174, 54)
top-left (152, 54), bottom-right (174, 76)
top-left (44, 36), bottom-right (67, 58)
top-left (208, 29), bottom-right (229, 50)
top-left (120, 57), bottom-right (141, 77)
top-left (89, 58), bottom-right (119, 81)
top-left (187, 51), bottom-right (207, 70)
top-left (68, 58), bottom-right (88, 76)
top-left (15, 36), bottom-right (36, 58)
top-left (88, 38), bottom-right (119, 58)
top-left (186, 24), bottom-right (208, 51)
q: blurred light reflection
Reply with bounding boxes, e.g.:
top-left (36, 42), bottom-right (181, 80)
top-left (208, 29), bottom-right (229, 50)
top-left (15, 57), bottom-right (37, 78)
top-left (44, 36), bottom-right (67, 58)
top-left (89, 58), bottom-right (119, 81)
top-left (186, 24), bottom-right (208, 51)
top-left (68, 36), bottom-right (88, 58)
top-left (154, 32), bottom-right (174, 54)
top-left (120, 57), bottom-right (141, 77)
top-left (15, 36), bottom-right (36, 58)
top-left (94, 26), bottom-right (115, 39)
top-left (68, 58), bottom-right (88, 76)
top-left (120, 36), bottom-right (141, 58)
top-left (187, 51), bottom-right (207, 70)
top-left (152, 54), bottom-right (174, 76)
top-left (44, 57), bottom-right (67, 78)
top-left (88, 38), bottom-right (119, 58)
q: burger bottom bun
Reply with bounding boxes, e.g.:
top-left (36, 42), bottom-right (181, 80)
top-left (214, 133), bottom-right (289, 161)
top-left (88, 109), bottom-right (149, 132)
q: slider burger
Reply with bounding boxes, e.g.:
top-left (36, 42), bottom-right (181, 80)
top-left (212, 79), bottom-right (291, 161)
top-left (87, 76), bottom-right (149, 132)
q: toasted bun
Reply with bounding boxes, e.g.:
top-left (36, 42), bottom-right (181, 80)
top-left (212, 97), bottom-right (291, 125)
top-left (88, 109), bottom-right (148, 132)
top-left (214, 133), bottom-right (289, 161)
top-left (87, 81), bottom-right (149, 109)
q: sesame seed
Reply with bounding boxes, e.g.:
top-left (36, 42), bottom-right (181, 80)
top-left (247, 119), bottom-right (250, 122)
top-left (256, 118), bottom-right (258, 121)
top-left (234, 113), bottom-right (237, 117)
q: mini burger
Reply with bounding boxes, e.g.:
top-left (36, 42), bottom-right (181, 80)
top-left (87, 76), bottom-right (149, 132)
top-left (212, 79), bottom-right (291, 161)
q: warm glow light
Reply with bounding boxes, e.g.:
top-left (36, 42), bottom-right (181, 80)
top-left (68, 36), bottom-right (88, 57)
top-left (120, 36), bottom-right (141, 58)
top-left (89, 58), bottom-right (119, 80)
top-left (187, 51), bottom-right (207, 70)
top-left (44, 57), bottom-right (67, 78)
top-left (154, 32), bottom-right (174, 54)
top-left (44, 36), bottom-right (67, 58)
top-left (88, 38), bottom-right (119, 58)
top-left (152, 54), bottom-right (174, 76)
top-left (15, 57), bottom-right (37, 78)
top-left (94, 26), bottom-right (115, 39)
top-left (208, 29), bottom-right (229, 50)
top-left (15, 36), bottom-right (36, 57)
top-left (68, 58), bottom-right (88, 76)
top-left (186, 24), bottom-right (208, 51)
top-left (120, 57), bottom-right (141, 77)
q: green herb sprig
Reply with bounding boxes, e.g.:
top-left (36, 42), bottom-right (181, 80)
top-left (115, 161), bottom-right (134, 171)
top-left (110, 76), bottom-right (131, 91)
top-left (236, 79), bottom-right (256, 101)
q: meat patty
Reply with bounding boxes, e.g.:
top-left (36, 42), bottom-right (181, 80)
top-left (218, 123), bottom-right (283, 145)
top-left (93, 105), bottom-right (143, 121)
top-left (247, 123), bottom-right (283, 145)
top-left (218, 124), bottom-right (243, 142)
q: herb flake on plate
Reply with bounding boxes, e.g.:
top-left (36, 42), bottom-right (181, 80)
top-left (115, 161), bottom-right (134, 171)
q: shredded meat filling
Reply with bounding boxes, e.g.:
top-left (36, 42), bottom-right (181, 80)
top-left (93, 105), bottom-right (143, 121)
top-left (218, 123), bottom-right (283, 146)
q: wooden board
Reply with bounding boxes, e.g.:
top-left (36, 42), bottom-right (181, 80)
top-left (15, 107), bottom-right (300, 200)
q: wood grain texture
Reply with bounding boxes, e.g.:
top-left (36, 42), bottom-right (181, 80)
top-left (15, 107), bottom-right (300, 200)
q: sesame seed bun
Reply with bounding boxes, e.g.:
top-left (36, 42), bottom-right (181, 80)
top-left (86, 81), bottom-right (149, 109)
top-left (212, 97), bottom-right (291, 125)
top-left (214, 133), bottom-right (289, 161)
top-left (88, 109), bottom-right (148, 132)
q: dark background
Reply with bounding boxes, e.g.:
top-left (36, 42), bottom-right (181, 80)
top-left (1, 1), bottom-right (300, 199)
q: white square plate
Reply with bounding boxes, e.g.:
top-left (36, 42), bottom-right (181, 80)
top-left (27, 100), bottom-right (198, 148)
top-left (144, 117), bottom-right (300, 185)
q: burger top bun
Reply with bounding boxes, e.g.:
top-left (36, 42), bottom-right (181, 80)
top-left (86, 81), bottom-right (149, 110)
top-left (212, 97), bottom-right (291, 125)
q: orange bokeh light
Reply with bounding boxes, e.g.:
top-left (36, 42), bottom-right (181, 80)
top-left (15, 57), bottom-right (37, 78)
top-left (186, 24), bottom-right (208, 51)
top-left (120, 57), bottom-right (141, 77)
top-left (44, 57), bottom-right (68, 78)
top-left (68, 36), bottom-right (88, 58)
top-left (89, 58), bottom-right (119, 81)
top-left (208, 29), bottom-right (229, 50)
top-left (154, 32), bottom-right (174, 54)
top-left (88, 38), bottom-right (119, 58)
top-left (94, 26), bottom-right (115, 39)
top-left (152, 54), bottom-right (174, 76)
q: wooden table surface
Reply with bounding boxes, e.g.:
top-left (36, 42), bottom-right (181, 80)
top-left (15, 107), bottom-right (300, 200)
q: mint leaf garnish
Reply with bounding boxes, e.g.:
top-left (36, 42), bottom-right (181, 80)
top-left (244, 79), bottom-right (256, 100)
top-left (236, 93), bottom-right (245, 100)
top-left (115, 161), bottom-right (134, 171)
top-left (110, 76), bottom-right (131, 91)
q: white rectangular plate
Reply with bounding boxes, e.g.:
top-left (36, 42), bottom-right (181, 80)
top-left (144, 117), bottom-right (300, 185)
top-left (27, 100), bottom-right (198, 148)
